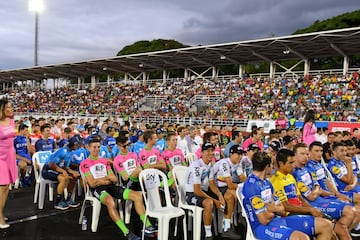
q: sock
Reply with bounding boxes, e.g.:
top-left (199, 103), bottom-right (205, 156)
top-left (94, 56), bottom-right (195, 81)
top-left (223, 218), bottom-right (231, 231)
top-left (116, 219), bottom-right (129, 235)
top-left (140, 214), bottom-right (152, 227)
top-left (204, 225), bottom-right (212, 237)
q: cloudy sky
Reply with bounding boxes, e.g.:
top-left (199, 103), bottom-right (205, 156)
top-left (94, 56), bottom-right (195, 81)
top-left (0, 0), bottom-right (359, 70)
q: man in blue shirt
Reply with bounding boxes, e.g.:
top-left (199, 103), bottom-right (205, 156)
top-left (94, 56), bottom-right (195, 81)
top-left (328, 142), bottom-right (360, 193)
top-left (155, 128), bottom-right (166, 153)
top-left (35, 124), bottom-right (56, 152)
top-left (133, 130), bottom-right (145, 156)
top-left (242, 151), bottom-right (332, 240)
top-left (223, 131), bottom-right (242, 158)
top-left (102, 126), bottom-right (116, 149)
top-left (57, 127), bottom-right (72, 148)
top-left (42, 137), bottom-right (80, 210)
top-left (14, 124), bottom-right (32, 187)
top-left (293, 142), bottom-right (358, 239)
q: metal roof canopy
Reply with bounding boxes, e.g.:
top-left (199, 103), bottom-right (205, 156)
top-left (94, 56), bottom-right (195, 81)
top-left (1, 27), bottom-right (360, 83)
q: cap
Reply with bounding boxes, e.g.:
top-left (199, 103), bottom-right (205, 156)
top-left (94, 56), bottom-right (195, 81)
top-left (283, 136), bottom-right (294, 145)
top-left (248, 143), bottom-right (260, 151)
top-left (269, 141), bottom-right (281, 152)
top-left (137, 130), bottom-right (144, 136)
top-left (230, 144), bottom-right (246, 155)
top-left (201, 142), bottom-right (216, 151)
top-left (156, 128), bottom-right (164, 134)
top-left (68, 136), bottom-right (80, 148)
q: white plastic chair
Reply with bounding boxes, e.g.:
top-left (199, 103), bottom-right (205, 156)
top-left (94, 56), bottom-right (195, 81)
top-left (32, 151), bottom-right (57, 209)
top-left (185, 153), bottom-right (195, 165)
top-left (78, 169), bottom-right (125, 232)
top-left (321, 157), bottom-right (338, 190)
top-left (172, 166), bottom-right (203, 240)
top-left (139, 168), bottom-right (187, 240)
top-left (236, 183), bottom-right (257, 240)
top-left (117, 174), bottom-right (133, 224)
top-left (78, 169), bottom-right (102, 232)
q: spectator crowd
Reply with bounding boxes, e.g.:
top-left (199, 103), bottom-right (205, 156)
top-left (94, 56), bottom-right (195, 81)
top-left (8, 111), bottom-right (360, 239)
top-left (1, 71), bottom-right (360, 122)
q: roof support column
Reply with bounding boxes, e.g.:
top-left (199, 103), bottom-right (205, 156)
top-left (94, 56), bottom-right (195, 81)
top-left (343, 56), bottom-right (349, 75)
top-left (270, 61), bottom-right (276, 79)
top-left (162, 70), bottom-right (167, 84)
top-left (184, 68), bottom-right (189, 81)
top-left (124, 73), bottom-right (128, 82)
top-left (91, 75), bottom-right (96, 89)
top-left (142, 72), bottom-right (146, 84)
top-left (239, 64), bottom-right (245, 79)
top-left (212, 66), bottom-right (217, 80)
top-left (304, 58), bottom-right (310, 77)
top-left (107, 74), bottom-right (111, 86)
top-left (77, 77), bottom-right (81, 89)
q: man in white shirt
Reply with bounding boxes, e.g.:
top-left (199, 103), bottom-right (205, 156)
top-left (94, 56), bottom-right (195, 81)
top-left (177, 126), bottom-right (190, 156)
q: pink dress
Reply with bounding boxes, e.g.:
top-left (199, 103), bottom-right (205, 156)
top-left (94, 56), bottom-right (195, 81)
top-left (302, 122), bottom-right (316, 147)
top-left (0, 119), bottom-right (17, 184)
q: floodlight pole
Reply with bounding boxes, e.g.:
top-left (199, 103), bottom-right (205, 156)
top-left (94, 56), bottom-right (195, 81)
top-left (34, 11), bottom-right (39, 66)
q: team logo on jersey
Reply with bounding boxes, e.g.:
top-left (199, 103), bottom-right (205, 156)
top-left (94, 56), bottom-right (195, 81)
top-left (222, 163), bottom-right (228, 172)
top-left (296, 181), bottom-right (309, 193)
top-left (251, 196), bottom-right (264, 210)
top-left (332, 166), bottom-right (341, 175)
top-left (194, 167), bottom-right (200, 177)
top-left (311, 172), bottom-right (317, 180)
top-left (275, 190), bottom-right (285, 199)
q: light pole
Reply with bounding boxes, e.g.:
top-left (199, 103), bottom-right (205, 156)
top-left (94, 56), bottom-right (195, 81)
top-left (29, 0), bottom-right (44, 66)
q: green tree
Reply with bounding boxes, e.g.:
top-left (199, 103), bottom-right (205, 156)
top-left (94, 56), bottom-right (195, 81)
top-left (117, 39), bottom-right (189, 56)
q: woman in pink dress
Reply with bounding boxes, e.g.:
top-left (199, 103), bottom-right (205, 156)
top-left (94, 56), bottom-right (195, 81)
top-left (302, 109), bottom-right (317, 147)
top-left (0, 99), bottom-right (17, 229)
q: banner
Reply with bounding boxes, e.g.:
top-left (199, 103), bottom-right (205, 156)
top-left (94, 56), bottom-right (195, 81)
top-left (328, 122), bottom-right (360, 133)
top-left (295, 121), bottom-right (328, 129)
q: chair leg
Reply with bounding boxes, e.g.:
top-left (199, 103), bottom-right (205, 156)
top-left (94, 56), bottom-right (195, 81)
top-left (49, 183), bottom-right (55, 202)
top-left (38, 182), bottom-right (46, 209)
top-left (14, 178), bottom-right (20, 189)
top-left (79, 200), bottom-right (86, 224)
top-left (77, 180), bottom-right (82, 196)
top-left (212, 208), bottom-right (218, 236)
top-left (91, 200), bottom-right (101, 232)
top-left (182, 215), bottom-right (187, 240)
top-left (63, 188), bottom-right (68, 201)
top-left (187, 211), bottom-right (193, 231)
top-left (217, 210), bottom-right (224, 234)
top-left (125, 201), bottom-right (132, 224)
top-left (158, 218), bottom-right (165, 240)
top-left (34, 182), bottom-right (39, 204)
top-left (194, 209), bottom-right (203, 240)
top-left (118, 200), bottom-right (124, 220)
top-left (142, 216), bottom-right (147, 240)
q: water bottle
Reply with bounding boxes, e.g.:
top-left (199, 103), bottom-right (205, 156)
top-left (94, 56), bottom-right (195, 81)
top-left (81, 216), bottom-right (87, 231)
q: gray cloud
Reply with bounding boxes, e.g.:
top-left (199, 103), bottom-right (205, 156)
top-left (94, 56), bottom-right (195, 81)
top-left (0, 0), bottom-right (359, 69)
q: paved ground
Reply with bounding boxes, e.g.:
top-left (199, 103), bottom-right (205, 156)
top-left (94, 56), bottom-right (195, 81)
top-left (0, 185), bottom-right (244, 240)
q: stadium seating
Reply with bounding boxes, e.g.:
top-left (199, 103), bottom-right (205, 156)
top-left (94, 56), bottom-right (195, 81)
top-left (4, 72), bottom-right (359, 122)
